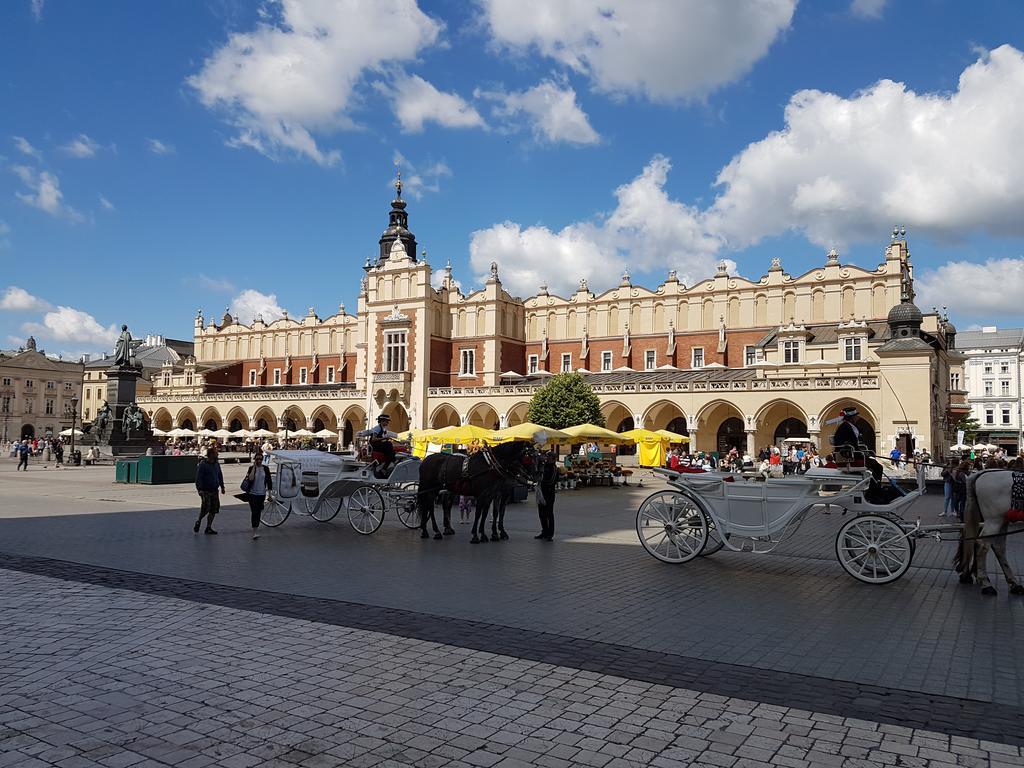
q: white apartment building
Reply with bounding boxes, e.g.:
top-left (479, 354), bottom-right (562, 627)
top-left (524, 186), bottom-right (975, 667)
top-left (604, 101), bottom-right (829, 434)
top-left (957, 326), bottom-right (1024, 454)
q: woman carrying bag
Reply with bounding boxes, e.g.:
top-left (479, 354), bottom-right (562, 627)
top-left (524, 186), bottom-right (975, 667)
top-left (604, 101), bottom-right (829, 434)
top-left (535, 450), bottom-right (559, 542)
top-left (242, 453), bottom-right (273, 539)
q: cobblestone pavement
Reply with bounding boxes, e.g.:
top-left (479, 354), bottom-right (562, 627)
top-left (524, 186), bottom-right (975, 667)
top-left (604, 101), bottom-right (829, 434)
top-left (1, 567), bottom-right (1021, 768)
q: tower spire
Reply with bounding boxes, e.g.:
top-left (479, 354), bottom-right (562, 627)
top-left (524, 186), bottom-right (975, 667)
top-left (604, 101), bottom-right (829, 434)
top-left (394, 161), bottom-right (403, 200)
top-left (378, 164), bottom-right (416, 264)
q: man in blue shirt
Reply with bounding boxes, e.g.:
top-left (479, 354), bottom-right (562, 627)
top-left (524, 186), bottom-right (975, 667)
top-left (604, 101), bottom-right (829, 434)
top-left (15, 440), bottom-right (30, 471)
top-left (193, 447), bottom-right (225, 534)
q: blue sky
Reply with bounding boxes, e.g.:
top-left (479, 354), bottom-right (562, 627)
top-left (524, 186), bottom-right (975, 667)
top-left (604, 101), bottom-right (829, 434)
top-left (2, 0), bottom-right (1023, 358)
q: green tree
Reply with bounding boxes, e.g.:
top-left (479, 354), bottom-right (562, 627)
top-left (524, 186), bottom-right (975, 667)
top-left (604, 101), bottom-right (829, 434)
top-left (955, 416), bottom-right (980, 443)
top-left (527, 372), bottom-right (605, 430)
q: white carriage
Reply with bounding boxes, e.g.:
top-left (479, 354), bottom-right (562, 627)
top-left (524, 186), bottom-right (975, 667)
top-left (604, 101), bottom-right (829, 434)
top-left (260, 450), bottom-right (422, 534)
top-left (637, 465), bottom-right (929, 584)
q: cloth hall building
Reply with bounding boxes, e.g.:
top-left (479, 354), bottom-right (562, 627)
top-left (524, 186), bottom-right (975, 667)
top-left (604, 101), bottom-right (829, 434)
top-left (138, 182), bottom-right (965, 458)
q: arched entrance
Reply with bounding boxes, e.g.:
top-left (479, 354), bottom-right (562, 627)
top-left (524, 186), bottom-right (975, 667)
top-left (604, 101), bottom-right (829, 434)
top-left (253, 406), bottom-right (276, 432)
top-left (280, 405), bottom-right (306, 433)
top-left (755, 401), bottom-right (809, 451)
top-left (643, 400), bottom-right (687, 435)
top-left (380, 402), bottom-right (409, 432)
top-left (309, 406), bottom-right (338, 435)
top-left (200, 408), bottom-right (222, 432)
top-left (818, 400), bottom-right (877, 453)
top-left (175, 407), bottom-right (196, 430)
top-left (717, 417), bottom-right (744, 454)
top-left (151, 409), bottom-right (172, 431)
top-left (340, 405), bottom-right (367, 449)
top-left (430, 404), bottom-right (461, 429)
top-left (773, 417), bottom-right (808, 444)
top-left (467, 403), bottom-right (499, 430)
top-left (505, 402), bottom-right (529, 427)
top-left (601, 401), bottom-right (634, 454)
top-left (21, 423), bottom-right (35, 439)
top-left (225, 407), bottom-right (248, 434)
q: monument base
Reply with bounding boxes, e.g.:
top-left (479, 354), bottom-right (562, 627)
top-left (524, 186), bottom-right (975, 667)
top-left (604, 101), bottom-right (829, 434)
top-left (79, 364), bottom-right (163, 456)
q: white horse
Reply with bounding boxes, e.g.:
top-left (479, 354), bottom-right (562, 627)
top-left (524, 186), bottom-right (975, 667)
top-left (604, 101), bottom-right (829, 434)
top-left (954, 469), bottom-right (1024, 596)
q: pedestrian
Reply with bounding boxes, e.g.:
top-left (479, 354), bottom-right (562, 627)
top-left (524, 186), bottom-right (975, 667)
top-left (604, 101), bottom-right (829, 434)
top-left (16, 440), bottom-right (30, 470)
top-left (952, 461), bottom-right (969, 522)
top-left (458, 494), bottom-right (474, 524)
top-left (193, 447), bottom-right (225, 535)
top-left (535, 450), bottom-right (558, 541)
top-left (242, 453), bottom-right (272, 540)
top-left (940, 461), bottom-right (955, 517)
top-left (54, 441), bottom-right (64, 467)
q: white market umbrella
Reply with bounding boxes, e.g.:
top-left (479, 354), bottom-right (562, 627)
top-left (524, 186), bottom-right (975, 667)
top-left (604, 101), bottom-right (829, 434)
top-left (151, 427), bottom-right (168, 437)
top-left (59, 428), bottom-right (84, 437)
top-left (500, 371), bottom-right (524, 380)
top-left (250, 428), bottom-right (276, 439)
top-left (231, 429), bottom-right (251, 438)
top-left (198, 428), bottom-right (215, 437)
top-left (291, 428), bottom-right (314, 437)
top-left (212, 429), bottom-right (234, 439)
top-left (167, 428), bottom-right (197, 438)
top-left (971, 443), bottom-right (993, 451)
top-left (949, 443), bottom-right (970, 451)
top-left (532, 369), bottom-right (554, 377)
top-left (314, 428), bottom-right (338, 440)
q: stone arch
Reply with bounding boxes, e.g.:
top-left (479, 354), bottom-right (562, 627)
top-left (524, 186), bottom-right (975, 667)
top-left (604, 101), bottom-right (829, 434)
top-left (642, 400), bottom-right (688, 433)
top-left (504, 402), bottom-right (530, 427)
top-left (653, 303), bottom-right (665, 331)
top-left (753, 399), bottom-right (809, 430)
top-left (694, 400), bottom-right (745, 454)
top-left (309, 405), bottom-right (337, 433)
top-left (466, 402), bottom-right (500, 430)
top-left (280, 405), bottom-right (306, 432)
top-left (755, 400), bottom-right (809, 448)
top-left (600, 400), bottom-right (633, 433)
top-left (151, 408), bottom-right (173, 431)
top-left (817, 398), bottom-right (877, 452)
top-left (225, 406), bottom-right (248, 433)
top-left (702, 299), bottom-right (714, 329)
top-left (609, 305), bottom-right (620, 334)
top-left (21, 423), bottom-right (35, 439)
top-left (429, 403), bottom-right (461, 429)
top-left (175, 407), bottom-right (196, 430)
top-left (380, 401), bottom-right (409, 432)
top-left (340, 404), bottom-right (367, 447)
top-left (199, 407), bottom-right (222, 432)
top-left (717, 417), bottom-right (745, 454)
top-left (252, 406), bottom-right (276, 432)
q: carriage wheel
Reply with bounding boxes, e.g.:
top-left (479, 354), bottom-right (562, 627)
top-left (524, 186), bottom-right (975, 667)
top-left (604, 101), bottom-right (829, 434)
top-left (347, 487), bottom-right (386, 535)
top-left (636, 490), bottom-right (708, 564)
top-left (836, 514), bottom-right (914, 584)
top-left (702, 517), bottom-right (726, 556)
top-left (260, 496), bottom-right (291, 527)
top-left (393, 485), bottom-right (420, 529)
top-left (296, 495), bottom-right (317, 516)
top-left (311, 495), bottom-right (343, 523)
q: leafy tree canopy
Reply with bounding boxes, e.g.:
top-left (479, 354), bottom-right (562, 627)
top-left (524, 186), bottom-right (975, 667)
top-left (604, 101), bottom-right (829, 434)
top-left (527, 373), bottom-right (605, 430)
top-left (955, 416), bottom-right (980, 441)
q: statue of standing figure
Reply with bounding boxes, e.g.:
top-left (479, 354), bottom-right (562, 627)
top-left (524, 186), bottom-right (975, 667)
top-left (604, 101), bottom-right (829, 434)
top-left (113, 324), bottom-right (134, 368)
top-left (94, 401), bottom-right (112, 440)
top-left (122, 402), bottom-right (145, 439)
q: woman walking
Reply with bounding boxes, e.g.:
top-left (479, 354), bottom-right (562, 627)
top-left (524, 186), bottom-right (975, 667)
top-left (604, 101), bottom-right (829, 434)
top-left (243, 453), bottom-right (273, 540)
top-left (535, 450), bottom-right (558, 541)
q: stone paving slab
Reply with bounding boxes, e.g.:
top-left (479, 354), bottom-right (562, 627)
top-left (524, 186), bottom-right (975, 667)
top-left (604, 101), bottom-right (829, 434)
top-left (0, 567), bottom-right (1020, 768)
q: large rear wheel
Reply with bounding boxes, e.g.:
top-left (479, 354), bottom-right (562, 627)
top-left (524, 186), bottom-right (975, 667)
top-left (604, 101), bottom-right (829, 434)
top-left (836, 514), bottom-right (914, 584)
top-left (311, 495), bottom-right (343, 523)
top-left (347, 486), bottom-right (386, 535)
top-left (636, 490), bottom-right (708, 564)
top-left (260, 495), bottom-right (291, 527)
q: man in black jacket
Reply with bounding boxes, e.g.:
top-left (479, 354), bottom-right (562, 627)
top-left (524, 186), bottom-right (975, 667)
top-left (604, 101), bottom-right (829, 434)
top-left (536, 450), bottom-right (558, 541)
top-left (194, 447), bottom-right (225, 535)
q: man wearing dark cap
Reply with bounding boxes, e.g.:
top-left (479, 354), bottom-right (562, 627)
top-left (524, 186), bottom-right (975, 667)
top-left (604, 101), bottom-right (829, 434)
top-left (367, 414), bottom-right (398, 476)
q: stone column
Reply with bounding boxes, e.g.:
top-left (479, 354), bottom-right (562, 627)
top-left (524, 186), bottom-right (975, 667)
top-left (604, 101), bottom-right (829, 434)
top-left (809, 430), bottom-right (821, 451)
top-left (687, 428), bottom-right (699, 453)
top-left (745, 429), bottom-right (757, 457)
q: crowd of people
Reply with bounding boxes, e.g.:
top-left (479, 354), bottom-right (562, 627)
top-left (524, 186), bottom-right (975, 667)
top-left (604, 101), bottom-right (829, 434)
top-left (4, 436), bottom-right (71, 468)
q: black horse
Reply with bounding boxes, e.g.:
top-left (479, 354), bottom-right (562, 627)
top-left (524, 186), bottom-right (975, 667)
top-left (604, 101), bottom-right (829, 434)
top-left (417, 441), bottom-right (532, 542)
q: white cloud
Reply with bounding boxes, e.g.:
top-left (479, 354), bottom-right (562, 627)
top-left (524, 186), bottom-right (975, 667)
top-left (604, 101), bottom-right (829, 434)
top-left (147, 138), bottom-right (175, 155)
top-left (1, 286), bottom-right (51, 312)
top-left (469, 155), bottom-right (724, 297)
top-left (99, 194), bottom-right (115, 211)
top-left (23, 306), bottom-right (118, 348)
top-left (13, 136), bottom-right (41, 159)
top-left (850, 0), bottom-right (886, 19)
top-left (705, 45), bottom-right (1024, 250)
top-left (392, 150), bottom-right (452, 199)
top-left (486, 80), bottom-right (599, 145)
top-left (481, 0), bottom-right (796, 102)
top-left (194, 274), bottom-right (237, 293)
top-left (915, 257), bottom-right (1024, 319)
top-left (188, 0), bottom-right (441, 165)
top-left (31, 0), bottom-right (44, 22)
top-left (382, 74), bottom-right (485, 133)
top-left (62, 133), bottom-right (100, 158)
top-left (11, 165), bottom-right (84, 223)
top-left (230, 289), bottom-right (286, 324)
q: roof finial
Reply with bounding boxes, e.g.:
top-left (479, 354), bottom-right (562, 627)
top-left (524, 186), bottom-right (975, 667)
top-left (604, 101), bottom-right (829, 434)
top-left (394, 160), bottom-right (402, 199)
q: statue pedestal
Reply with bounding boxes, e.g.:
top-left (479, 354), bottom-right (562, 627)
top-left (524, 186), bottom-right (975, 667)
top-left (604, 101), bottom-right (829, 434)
top-left (81, 365), bottom-right (162, 456)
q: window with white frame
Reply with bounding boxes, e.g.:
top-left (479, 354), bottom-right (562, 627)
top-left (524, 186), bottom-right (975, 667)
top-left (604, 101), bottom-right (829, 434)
top-left (46, 381), bottom-right (55, 390)
top-left (984, 381), bottom-right (993, 396)
top-left (326, 366), bottom-right (335, 384)
top-left (1000, 362), bottom-right (1009, 374)
top-left (950, 372), bottom-right (960, 389)
top-left (24, 379), bottom-right (33, 388)
top-left (692, 348), bottom-right (704, 368)
top-left (528, 355), bottom-right (538, 374)
top-left (299, 367), bottom-right (308, 385)
top-left (163, 372), bottom-right (171, 386)
top-left (45, 399), bottom-right (54, 415)
top-left (601, 351), bottom-right (613, 371)
top-left (461, 349), bottom-right (476, 376)
top-left (645, 350), bottom-right (656, 370)
top-left (985, 408), bottom-right (994, 425)
top-left (0, 396), bottom-right (9, 413)
top-left (984, 363), bottom-right (992, 374)
top-left (385, 331), bottom-right (407, 372)
top-left (185, 371), bottom-right (193, 386)
top-left (1002, 408), bottom-right (1011, 425)
top-left (248, 370), bottom-right (257, 386)
top-left (1001, 380), bottom-right (1010, 396)
top-left (744, 346), bottom-right (758, 366)
top-left (273, 368), bottom-right (281, 386)
top-left (561, 353), bottom-right (572, 373)
top-left (843, 337), bottom-right (863, 361)
top-left (1, 377), bottom-right (10, 386)
top-left (64, 381), bottom-right (73, 391)
top-left (783, 341), bottom-right (800, 364)
top-left (85, 390), bottom-right (90, 400)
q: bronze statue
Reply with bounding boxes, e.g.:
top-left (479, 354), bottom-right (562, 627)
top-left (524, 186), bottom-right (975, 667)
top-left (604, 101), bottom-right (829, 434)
top-left (94, 401), bottom-right (112, 439)
top-left (122, 402), bottom-right (145, 439)
top-left (113, 324), bottom-right (133, 367)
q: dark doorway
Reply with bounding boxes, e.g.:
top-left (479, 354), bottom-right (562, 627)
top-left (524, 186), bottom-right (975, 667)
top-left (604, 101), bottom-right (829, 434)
top-left (284, 417), bottom-right (297, 431)
top-left (896, 432), bottom-right (915, 456)
top-left (343, 420), bottom-right (354, 447)
top-left (180, 419), bottom-right (194, 431)
top-left (256, 418), bottom-right (269, 431)
top-left (204, 419), bottom-right (217, 431)
top-left (717, 417), bottom-right (744, 455)
top-left (616, 416), bottom-right (635, 455)
top-left (21, 424), bottom-right (34, 439)
top-left (229, 418), bottom-right (243, 431)
top-left (313, 418), bottom-right (325, 432)
top-left (773, 417), bottom-right (807, 444)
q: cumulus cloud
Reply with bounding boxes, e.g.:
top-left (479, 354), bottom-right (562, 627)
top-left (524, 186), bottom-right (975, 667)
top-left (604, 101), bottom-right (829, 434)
top-left (99, 194), bottom-right (115, 211)
top-left (230, 289), bottom-right (286, 324)
top-left (392, 150), bottom-right (452, 199)
top-left (850, 0), bottom-right (886, 18)
top-left (485, 80), bottom-right (599, 145)
top-left (382, 75), bottom-right (485, 133)
top-left (188, 0), bottom-right (441, 165)
top-left (147, 138), bottom-right (175, 155)
top-left (12, 136), bottom-right (41, 159)
top-left (1, 286), bottom-right (51, 312)
top-left (915, 257), bottom-right (1024, 320)
top-left (481, 0), bottom-right (795, 102)
top-left (24, 306), bottom-right (118, 348)
top-left (469, 155), bottom-right (724, 297)
top-left (705, 45), bottom-right (1024, 250)
top-left (11, 165), bottom-right (84, 223)
top-left (31, 0), bottom-right (44, 22)
top-left (61, 133), bottom-right (100, 158)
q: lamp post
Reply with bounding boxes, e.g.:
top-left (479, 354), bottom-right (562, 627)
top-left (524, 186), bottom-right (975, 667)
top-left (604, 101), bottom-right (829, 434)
top-left (64, 396), bottom-right (79, 464)
top-left (0, 383), bottom-right (12, 443)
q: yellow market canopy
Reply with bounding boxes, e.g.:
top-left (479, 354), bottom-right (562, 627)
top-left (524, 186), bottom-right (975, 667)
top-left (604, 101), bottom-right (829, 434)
top-left (486, 422), bottom-right (572, 445)
top-left (655, 429), bottom-right (690, 443)
top-left (617, 428), bottom-right (670, 468)
top-left (421, 424), bottom-right (494, 445)
top-left (561, 423), bottom-right (632, 444)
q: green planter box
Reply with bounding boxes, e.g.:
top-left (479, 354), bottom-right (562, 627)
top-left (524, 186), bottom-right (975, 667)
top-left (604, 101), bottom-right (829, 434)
top-left (115, 459), bottom-right (139, 484)
top-left (136, 455), bottom-right (200, 484)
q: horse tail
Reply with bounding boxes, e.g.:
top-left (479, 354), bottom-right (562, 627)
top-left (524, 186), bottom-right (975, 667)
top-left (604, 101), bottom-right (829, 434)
top-left (954, 472), bottom-right (981, 579)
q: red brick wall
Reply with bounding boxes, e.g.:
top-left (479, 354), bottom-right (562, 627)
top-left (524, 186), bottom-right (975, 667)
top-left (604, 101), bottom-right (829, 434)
top-left (204, 362), bottom-right (243, 388)
top-left (239, 355), bottom-right (345, 387)
top-left (500, 340), bottom-right (525, 374)
top-left (450, 339), bottom-right (486, 387)
top-left (430, 338), bottom-right (452, 387)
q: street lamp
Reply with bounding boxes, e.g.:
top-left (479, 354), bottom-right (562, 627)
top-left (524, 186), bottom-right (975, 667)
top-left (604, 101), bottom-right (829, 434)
top-left (0, 384), bottom-right (12, 443)
top-left (64, 396), bottom-right (79, 464)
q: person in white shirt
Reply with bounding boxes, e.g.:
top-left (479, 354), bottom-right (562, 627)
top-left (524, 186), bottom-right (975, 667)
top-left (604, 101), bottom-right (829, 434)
top-left (244, 453), bottom-right (273, 540)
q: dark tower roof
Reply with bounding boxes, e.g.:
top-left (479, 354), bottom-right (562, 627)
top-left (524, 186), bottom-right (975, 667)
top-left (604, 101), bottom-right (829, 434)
top-left (378, 169), bottom-right (417, 264)
top-left (887, 299), bottom-right (923, 325)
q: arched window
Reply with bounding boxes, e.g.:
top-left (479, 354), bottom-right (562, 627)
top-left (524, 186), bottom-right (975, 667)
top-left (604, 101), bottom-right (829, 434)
top-left (811, 290), bottom-right (825, 322)
top-left (702, 300), bottom-right (714, 329)
top-left (728, 297), bottom-right (740, 327)
top-left (754, 294), bottom-right (767, 325)
top-left (842, 286), bottom-right (855, 319)
top-left (783, 292), bottom-right (796, 323)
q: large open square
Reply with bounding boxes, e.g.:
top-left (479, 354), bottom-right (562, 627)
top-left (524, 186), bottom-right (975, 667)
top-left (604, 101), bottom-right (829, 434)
top-left (2, 461), bottom-right (1023, 767)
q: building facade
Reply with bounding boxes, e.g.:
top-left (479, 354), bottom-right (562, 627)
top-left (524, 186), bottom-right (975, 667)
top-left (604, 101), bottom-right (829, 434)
top-left (0, 337), bottom-right (85, 441)
top-left (139, 181), bottom-right (963, 458)
top-left (955, 326), bottom-right (1024, 454)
